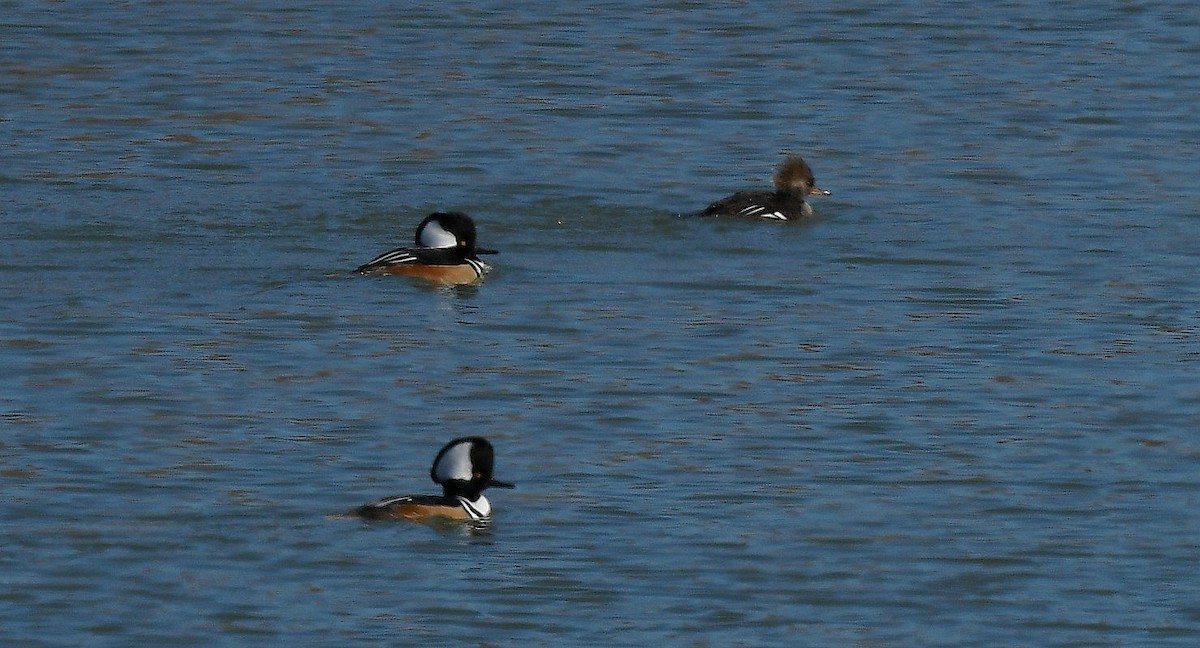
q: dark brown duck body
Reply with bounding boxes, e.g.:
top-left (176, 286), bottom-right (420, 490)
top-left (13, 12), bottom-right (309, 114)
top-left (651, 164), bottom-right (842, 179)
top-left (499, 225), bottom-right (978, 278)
top-left (688, 156), bottom-right (830, 221)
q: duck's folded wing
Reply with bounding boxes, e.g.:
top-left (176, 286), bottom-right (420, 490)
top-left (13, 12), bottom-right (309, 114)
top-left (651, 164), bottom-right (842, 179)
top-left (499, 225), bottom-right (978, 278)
top-left (704, 192), bottom-right (788, 220)
top-left (354, 247), bottom-right (462, 274)
top-left (350, 494), bottom-right (471, 521)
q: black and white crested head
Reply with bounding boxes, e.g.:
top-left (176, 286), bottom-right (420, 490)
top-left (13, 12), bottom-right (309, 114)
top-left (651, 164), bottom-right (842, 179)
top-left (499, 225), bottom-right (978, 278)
top-left (430, 436), bottom-right (514, 500)
top-left (431, 437), bottom-right (479, 483)
top-left (412, 212), bottom-right (498, 258)
top-left (415, 212), bottom-right (475, 249)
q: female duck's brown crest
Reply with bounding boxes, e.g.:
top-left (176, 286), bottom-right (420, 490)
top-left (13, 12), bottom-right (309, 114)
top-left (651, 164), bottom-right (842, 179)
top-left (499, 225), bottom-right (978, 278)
top-left (772, 156), bottom-right (817, 195)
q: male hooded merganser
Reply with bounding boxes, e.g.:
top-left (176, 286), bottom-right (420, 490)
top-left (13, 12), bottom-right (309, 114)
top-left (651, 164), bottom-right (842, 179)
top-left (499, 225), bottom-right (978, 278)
top-left (686, 156), bottom-right (830, 220)
top-left (351, 436), bottom-right (514, 522)
top-left (354, 212), bottom-right (497, 284)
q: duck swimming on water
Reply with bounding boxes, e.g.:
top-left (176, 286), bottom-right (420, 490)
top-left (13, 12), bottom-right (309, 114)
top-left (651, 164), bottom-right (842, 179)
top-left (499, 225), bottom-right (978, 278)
top-left (354, 212), bottom-right (497, 285)
top-left (349, 437), bottom-right (514, 523)
top-left (685, 156), bottom-right (830, 221)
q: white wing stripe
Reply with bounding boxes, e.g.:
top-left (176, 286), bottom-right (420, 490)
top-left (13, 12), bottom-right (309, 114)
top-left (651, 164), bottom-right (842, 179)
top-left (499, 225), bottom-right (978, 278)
top-left (366, 250), bottom-right (417, 266)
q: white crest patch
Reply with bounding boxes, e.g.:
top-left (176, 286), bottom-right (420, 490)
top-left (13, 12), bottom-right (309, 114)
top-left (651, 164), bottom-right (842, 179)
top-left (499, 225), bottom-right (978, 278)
top-left (434, 441), bottom-right (474, 482)
top-left (419, 220), bottom-right (458, 248)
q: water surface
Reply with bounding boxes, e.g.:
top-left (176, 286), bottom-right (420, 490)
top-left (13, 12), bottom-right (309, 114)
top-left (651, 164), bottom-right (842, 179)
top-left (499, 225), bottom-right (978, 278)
top-left (3, 1), bottom-right (1200, 646)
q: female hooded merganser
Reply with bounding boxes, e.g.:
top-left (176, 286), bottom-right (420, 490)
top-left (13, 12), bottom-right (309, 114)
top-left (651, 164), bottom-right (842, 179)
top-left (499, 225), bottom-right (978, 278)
top-left (354, 212), bottom-right (497, 285)
top-left (686, 156), bottom-right (830, 220)
top-left (351, 437), bottom-right (514, 522)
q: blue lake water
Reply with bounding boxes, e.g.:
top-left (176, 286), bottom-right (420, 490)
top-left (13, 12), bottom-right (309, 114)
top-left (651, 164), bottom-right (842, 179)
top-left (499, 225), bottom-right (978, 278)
top-left (3, 1), bottom-right (1200, 645)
